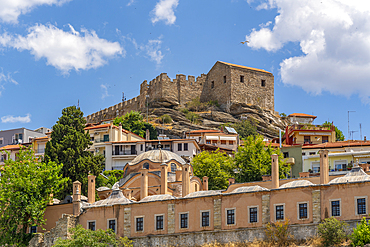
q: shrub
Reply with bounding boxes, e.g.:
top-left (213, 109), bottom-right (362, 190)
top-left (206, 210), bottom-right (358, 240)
top-left (180, 108), bottom-right (189, 114)
top-left (160, 114), bottom-right (172, 124)
top-left (207, 100), bottom-right (220, 107)
top-left (186, 112), bottom-right (200, 124)
top-left (280, 113), bottom-right (287, 118)
top-left (187, 97), bottom-right (207, 112)
top-left (265, 220), bottom-right (292, 246)
top-left (317, 217), bottom-right (348, 247)
top-left (351, 217), bottom-right (370, 247)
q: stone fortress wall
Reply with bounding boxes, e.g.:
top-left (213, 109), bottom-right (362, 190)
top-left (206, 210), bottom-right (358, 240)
top-left (85, 61), bottom-right (274, 123)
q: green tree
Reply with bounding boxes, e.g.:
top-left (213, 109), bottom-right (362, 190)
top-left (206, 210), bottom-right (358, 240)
top-left (231, 119), bottom-right (258, 139)
top-left (318, 217), bottom-right (348, 247)
top-left (191, 150), bottom-right (234, 190)
top-left (0, 147), bottom-right (68, 246)
top-left (44, 106), bottom-right (105, 199)
top-left (350, 217), bottom-right (370, 247)
top-left (54, 224), bottom-right (132, 247)
top-left (323, 121), bottom-right (345, 141)
top-left (114, 111), bottom-right (157, 139)
top-left (233, 135), bottom-right (290, 183)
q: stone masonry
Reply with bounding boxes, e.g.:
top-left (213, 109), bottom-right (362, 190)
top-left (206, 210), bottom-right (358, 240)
top-left (213, 197), bottom-right (222, 230)
top-left (312, 190), bottom-right (321, 223)
top-left (85, 61), bottom-right (274, 123)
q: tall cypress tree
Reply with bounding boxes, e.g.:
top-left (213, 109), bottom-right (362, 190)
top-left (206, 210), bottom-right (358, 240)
top-left (45, 106), bottom-right (104, 199)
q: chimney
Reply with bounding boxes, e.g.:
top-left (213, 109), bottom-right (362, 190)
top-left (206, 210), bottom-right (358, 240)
top-left (365, 136), bottom-right (367, 142)
top-left (228, 178), bottom-right (235, 186)
top-left (140, 168), bottom-right (148, 200)
top-left (182, 164), bottom-right (190, 197)
top-left (146, 129), bottom-right (150, 140)
top-left (176, 170), bottom-right (182, 181)
top-left (319, 149), bottom-right (329, 184)
top-left (202, 176), bottom-right (209, 191)
top-left (124, 188), bottom-right (132, 200)
top-left (271, 154), bottom-right (279, 189)
top-left (72, 181), bottom-right (82, 216)
top-left (160, 163), bottom-right (168, 194)
top-left (118, 123), bottom-right (122, 142)
top-left (88, 174), bottom-right (96, 204)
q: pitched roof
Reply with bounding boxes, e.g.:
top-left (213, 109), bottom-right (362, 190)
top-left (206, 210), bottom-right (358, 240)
top-left (84, 123), bottom-right (112, 130)
top-left (288, 113), bottom-right (317, 119)
top-left (218, 61), bottom-right (272, 75)
top-left (302, 140), bottom-right (370, 149)
top-left (0, 144), bottom-right (23, 150)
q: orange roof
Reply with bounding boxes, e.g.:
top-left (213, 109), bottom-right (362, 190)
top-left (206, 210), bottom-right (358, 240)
top-left (302, 140), bottom-right (370, 149)
top-left (84, 123), bottom-right (112, 130)
top-left (189, 130), bottom-right (222, 134)
top-left (0, 144), bottom-right (23, 150)
top-left (219, 61), bottom-right (272, 75)
top-left (34, 136), bottom-right (49, 140)
top-left (288, 113), bottom-right (317, 119)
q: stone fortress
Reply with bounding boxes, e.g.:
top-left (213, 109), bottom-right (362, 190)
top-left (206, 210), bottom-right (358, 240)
top-left (85, 61), bottom-right (275, 123)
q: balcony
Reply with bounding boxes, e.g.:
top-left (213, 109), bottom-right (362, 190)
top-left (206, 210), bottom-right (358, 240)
top-left (112, 150), bottom-right (137, 156)
top-left (287, 124), bottom-right (335, 135)
top-left (95, 138), bottom-right (110, 143)
top-left (35, 148), bottom-right (45, 154)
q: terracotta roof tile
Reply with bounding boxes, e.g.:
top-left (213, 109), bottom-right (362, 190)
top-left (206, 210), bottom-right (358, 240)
top-left (302, 141), bottom-right (370, 149)
top-left (288, 113), bottom-right (317, 119)
top-left (219, 61), bottom-right (272, 74)
top-left (84, 123), bottom-right (111, 130)
top-left (0, 144), bottom-right (23, 150)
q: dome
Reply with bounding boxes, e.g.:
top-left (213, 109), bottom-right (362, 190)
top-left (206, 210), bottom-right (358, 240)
top-left (129, 149), bottom-right (186, 166)
top-left (140, 194), bottom-right (176, 202)
top-left (230, 185), bottom-right (269, 194)
top-left (329, 166), bottom-right (370, 184)
top-left (89, 189), bottom-right (132, 207)
top-left (97, 186), bottom-right (110, 192)
top-left (280, 180), bottom-right (314, 189)
top-left (185, 190), bottom-right (222, 198)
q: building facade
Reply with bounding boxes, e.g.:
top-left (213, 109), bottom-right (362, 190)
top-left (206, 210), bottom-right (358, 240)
top-left (0, 128), bottom-right (46, 148)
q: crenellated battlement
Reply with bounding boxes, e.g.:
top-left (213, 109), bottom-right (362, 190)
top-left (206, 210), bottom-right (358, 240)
top-left (86, 61), bottom-right (274, 123)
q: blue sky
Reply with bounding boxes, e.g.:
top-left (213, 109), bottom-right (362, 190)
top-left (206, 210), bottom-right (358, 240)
top-left (0, 0), bottom-right (369, 140)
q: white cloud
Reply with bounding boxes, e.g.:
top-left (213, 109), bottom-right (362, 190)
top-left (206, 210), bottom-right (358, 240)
top-left (0, 70), bottom-right (18, 97)
top-left (151, 0), bottom-right (179, 25)
top-left (127, 36), bottom-right (164, 65)
top-left (246, 0), bottom-right (370, 103)
top-left (1, 114), bottom-right (31, 123)
top-left (127, 0), bottom-right (135, 6)
top-left (0, 0), bottom-right (70, 23)
top-left (100, 84), bottom-right (110, 99)
top-left (0, 24), bottom-right (124, 73)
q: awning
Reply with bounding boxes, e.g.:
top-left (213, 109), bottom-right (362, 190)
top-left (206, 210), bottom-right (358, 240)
top-left (205, 136), bottom-right (219, 140)
top-left (220, 136), bottom-right (237, 141)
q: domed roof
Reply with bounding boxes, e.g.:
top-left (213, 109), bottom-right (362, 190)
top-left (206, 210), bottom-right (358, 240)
top-left (129, 149), bottom-right (186, 166)
top-left (185, 190), bottom-right (222, 198)
top-left (230, 185), bottom-right (269, 194)
top-left (329, 165), bottom-right (370, 184)
top-left (280, 180), bottom-right (314, 188)
top-left (89, 189), bottom-right (132, 207)
top-left (140, 194), bottom-right (176, 202)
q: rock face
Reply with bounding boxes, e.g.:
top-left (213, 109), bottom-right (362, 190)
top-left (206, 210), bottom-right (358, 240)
top-left (150, 103), bottom-right (288, 140)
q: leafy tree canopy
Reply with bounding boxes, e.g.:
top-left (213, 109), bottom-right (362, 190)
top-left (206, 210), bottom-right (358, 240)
top-left (191, 150), bottom-right (234, 190)
top-left (54, 224), bottom-right (132, 247)
top-left (323, 121), bottom-right (345, 141)
top-left (234, 135), bottom-right (290, 183)
top-left (113, 110), bottom-right (157, 140)
top-left (44, 106), bottom-right (105, 199)
top-left (230, 118), bottom-right (258, 139)
top-left (0, 147), bottom-right (68, 246)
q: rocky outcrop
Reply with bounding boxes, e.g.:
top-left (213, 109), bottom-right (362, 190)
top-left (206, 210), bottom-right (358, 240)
top-left (149, 103), bottom-right (289, 139)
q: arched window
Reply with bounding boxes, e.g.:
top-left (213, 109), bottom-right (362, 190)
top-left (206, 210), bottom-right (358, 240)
top-left (143, 163), bottom-right (149, 169)
top-left (171, 163), bottom-right (177, 173)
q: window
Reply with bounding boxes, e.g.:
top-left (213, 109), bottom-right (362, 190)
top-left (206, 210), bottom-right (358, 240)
top-left (143, 163), bottom-right (149, 169)
top-left (0, 138), bottom-right (3, 144)
top-left (136, 217), bottom-right (144, 232)
top-left (309, 152), bottom-right (316, 155)
top-left (312, 162), bottom-right (320, 173)
top-left (18, 133), bottom-right (23, 141)
top-left (178, 143), bottom-right (182, 151)
top-left (0, 154), bottom-right (6, 162)
top-left (221, 140), bottom-right (226, 145)
top-left (206, 140), bottom-right (211, 144)
top-left (298, 203), bottom-right (308, 219)
top-left (229, 141), bottom-right (234, 145)
top-left (275, 205), bottom-right (284, 221)
top-left (249, 207), bottom-right (258, 223)
top-left (240, 75), bottom-right (244, 83)
top-left (90, 136), bottom-right (94, 142)
top-left (103, 134), bottom-right (109, 142)
top-left (180, 213), bottom-right (188, 229)
top-left (211, 81), bottom-right (214, 89)
top-left (212, 140), bottom-right (217, 144)
top-left (88, 221), bottom-right (96, 231)
top-left (201, 211), bottom-right (210, 227)
top-left (302, 152), bottom-right (306, 156)
top-left (261, 79), bottom-right (266, 87)
top-left (224, 76), bottom-right (227, 83)
top-left (156, 215), bottom-right (164, 230)
top-left (30, 226), bottom-right (37, 233)
top-left (322, 136), bottom-right (328, 143)
top-left (141, 144), bottom-right (143, 151)
top-left (357, 198), bottom-right (366, 215)
top-left (304, 136), bottom-right (311, 144)
top-left (331, 200), bottom-right (341, 217)
top-left (184, 143), bottom-right (188, 151)
top-left (283, 152), bottom-right (289, 158)
top-left (171, 163), bottom-right (177, 172)
top-left (226, 209), bottom-right (235, 225)
top-left (108, 219), bottom-right (116, 233)
top-left (335, 160), bottom-right (347, 171)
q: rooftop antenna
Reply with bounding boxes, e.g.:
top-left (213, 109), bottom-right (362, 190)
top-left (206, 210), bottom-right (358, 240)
top-left (348, 111), bottom-right (355, 140)
top-left (122, 92), bottom-right (126, 102)
top-left (77, 99), bottom-right (79, 108)
top-left (350, 130), bottom-right (358, 140)
top-left (360, 123), bottom-right (362, 140)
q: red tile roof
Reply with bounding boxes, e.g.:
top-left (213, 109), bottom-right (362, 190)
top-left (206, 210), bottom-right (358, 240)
top-left (288, 113), bottom-right (317, 119)
top-left (0, 144), bottom-right (23, 150)
top-left (302, 141), bottom-right (370, 149)
top-left (84, 123), bottom-right (112, 130)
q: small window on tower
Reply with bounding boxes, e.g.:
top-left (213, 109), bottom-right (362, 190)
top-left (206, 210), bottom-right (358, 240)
top-left (261, 80), bottom-right (266, 87)
top-left (240, 75), bottom-right (244, 83)
top-left (224, 76), bottom-right (227, 83)
top-left (211, 81), bottom-right (214, 89)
